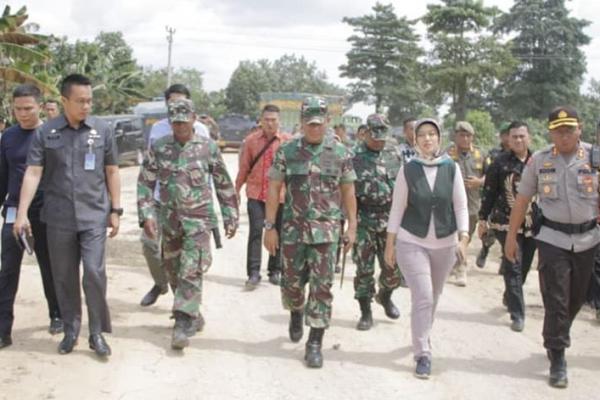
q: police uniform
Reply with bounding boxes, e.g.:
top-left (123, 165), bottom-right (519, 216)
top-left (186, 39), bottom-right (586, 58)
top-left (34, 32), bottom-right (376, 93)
top-left (27, 114), bottom-right (118, 340)
top-left (516, 107), bottom-right (600, 387)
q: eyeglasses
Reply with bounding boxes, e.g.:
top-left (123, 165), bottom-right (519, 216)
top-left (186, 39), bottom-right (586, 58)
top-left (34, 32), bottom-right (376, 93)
top-left (67, 98), bottom-right (93, 107)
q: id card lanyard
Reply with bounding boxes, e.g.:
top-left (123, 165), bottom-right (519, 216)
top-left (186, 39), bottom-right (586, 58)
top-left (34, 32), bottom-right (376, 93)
top-left (85, 129), bottom-right (99, 170)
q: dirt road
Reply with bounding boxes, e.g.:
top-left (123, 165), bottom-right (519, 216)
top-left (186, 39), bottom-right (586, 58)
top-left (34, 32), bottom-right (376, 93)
top-left (2, 154), bottom-right (598, 400)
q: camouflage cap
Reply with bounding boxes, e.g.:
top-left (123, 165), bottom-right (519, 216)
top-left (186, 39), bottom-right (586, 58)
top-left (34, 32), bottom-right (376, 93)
top-left (366, 113), bottom-right (390, 140)
top-left (301, 96), bottom-right (328, 124)
top-left (168, 98), bottom-right (195, 123)
top-left (455, 121), bottom-right (475, 135)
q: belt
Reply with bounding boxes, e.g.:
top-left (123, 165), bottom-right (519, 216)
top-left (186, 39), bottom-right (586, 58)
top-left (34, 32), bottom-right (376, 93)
top-left (542, 217), bottom-right (598, 234)
top-left (357, 202), bottom-right (391, 212)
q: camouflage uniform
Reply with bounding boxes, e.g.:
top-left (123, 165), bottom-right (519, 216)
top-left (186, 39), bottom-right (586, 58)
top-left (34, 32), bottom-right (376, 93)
top-left (269, 136), bottom-right (356, 328)
top-left (352, 141), bottom-right (403, 299)
top-left (138, 120), bottom-right (238, 320)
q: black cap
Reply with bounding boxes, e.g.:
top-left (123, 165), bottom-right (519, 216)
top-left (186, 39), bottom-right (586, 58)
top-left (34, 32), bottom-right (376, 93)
top-left (548, 106), bottom-right (579, 130)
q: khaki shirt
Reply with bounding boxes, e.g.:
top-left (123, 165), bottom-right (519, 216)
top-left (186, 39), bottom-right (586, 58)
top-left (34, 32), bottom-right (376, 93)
top-left (446, 144), bottom-right (488, 216)
top-left (518, 143), bottom-right (600, 252)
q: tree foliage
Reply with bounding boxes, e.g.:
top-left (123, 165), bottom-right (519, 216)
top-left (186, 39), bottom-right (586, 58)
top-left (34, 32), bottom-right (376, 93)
top-left (48, 31), bottom-right (146, 114)
top-left (225, 54), bottom-right (343, 117)
top-left (339, 3), bottom-right (426, 122)
top-left (493, 0), bottom-right (591, 120)
top-left (0, 5), bottom-right (57, 117)
top-left (423, 0), bottom-right (516, 121)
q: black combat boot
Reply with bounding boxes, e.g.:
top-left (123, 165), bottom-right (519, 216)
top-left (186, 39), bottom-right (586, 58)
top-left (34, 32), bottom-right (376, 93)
top-left (547, 349), bottom-right (568, 388)
top-left (171, 311), bottom-right (192, 350)
top-left (356, 298), bottom-right (373, 331)
top-left (289, 311), bottom-right (304, 342)
top-left (376, 289), bottom-right (400, 319)
top-left (476, 244), bottom-right (490, 268)
top-left (304, 327), bottom-right (325, 368)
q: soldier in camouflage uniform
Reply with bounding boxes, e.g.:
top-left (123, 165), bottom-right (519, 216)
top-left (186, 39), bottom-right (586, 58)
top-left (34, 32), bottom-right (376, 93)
top-left (351, 114), bottom-right (403, 331)
top-left (137, 99), bottom-right (239, 350)
top-left (264, 96), bottom-right (357, 368)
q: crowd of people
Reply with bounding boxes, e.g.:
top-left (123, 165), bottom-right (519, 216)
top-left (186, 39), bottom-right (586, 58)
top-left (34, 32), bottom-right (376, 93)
top-left (1, 74), bottom-right (599, 390)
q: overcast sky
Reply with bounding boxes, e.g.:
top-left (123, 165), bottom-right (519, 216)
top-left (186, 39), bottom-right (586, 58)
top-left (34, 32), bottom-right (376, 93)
top-left (13, 0), bottom-right (600, 98)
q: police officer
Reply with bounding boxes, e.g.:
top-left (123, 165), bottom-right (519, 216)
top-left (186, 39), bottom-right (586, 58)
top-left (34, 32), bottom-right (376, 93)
top-left (264, 97), bottom-right (357, 368)
top-left (14, 74), bottom-right (121, 357)
top-left (446, 121), bottom-right (490, 286)
top-left (351, 114), bottom-right (403, 331)
top-left (505, 106), bottom-right (600, 388)
top-left (0, 84), bottom-right (62, 350)
top-left (138, 99), bottom-right (238, 350)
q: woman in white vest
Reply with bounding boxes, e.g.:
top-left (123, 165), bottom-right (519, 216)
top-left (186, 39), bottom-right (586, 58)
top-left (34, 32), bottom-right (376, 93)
top-left (384, 118), bottom-right (469, 379)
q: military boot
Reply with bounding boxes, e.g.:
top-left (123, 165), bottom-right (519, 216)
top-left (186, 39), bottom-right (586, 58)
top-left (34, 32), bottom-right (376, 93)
top-left (547, 349), bottom-right (568, 388)
top-left (184, 312), bottom-right (205, 337)
top-left (376, 289), bottom-right (400, 319)
top-left (356, 298), bottom-right (373, 331)
top-left (289, 311), bottom-right (304, 343)
top-left (171, 311), bottom-right (192, 350)
top-left (476, 244), bottom-right (490, 268)
top-left (304, 327), bottom-right (324, 368)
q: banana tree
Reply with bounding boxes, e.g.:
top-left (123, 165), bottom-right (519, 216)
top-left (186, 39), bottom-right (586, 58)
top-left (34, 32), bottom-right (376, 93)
top-left (0, 5), bottom-right (58, 117)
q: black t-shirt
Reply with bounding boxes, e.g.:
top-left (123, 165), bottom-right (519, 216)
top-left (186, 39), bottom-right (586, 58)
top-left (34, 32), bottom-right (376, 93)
top-left (0, 124), bottom-right (44, 214)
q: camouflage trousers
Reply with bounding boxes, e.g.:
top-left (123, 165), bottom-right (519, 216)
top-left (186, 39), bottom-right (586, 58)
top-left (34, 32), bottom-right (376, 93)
top-left (161, 210), bottom-right (212, 319)
top-left (352, 226), bottom-right (402, 299)
top-left (281, 241), bottom-right (337, 329)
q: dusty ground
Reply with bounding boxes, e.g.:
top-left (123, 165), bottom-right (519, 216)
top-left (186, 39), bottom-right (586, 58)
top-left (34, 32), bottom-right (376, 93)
top-left (2, 154), bottom-right (599, 400)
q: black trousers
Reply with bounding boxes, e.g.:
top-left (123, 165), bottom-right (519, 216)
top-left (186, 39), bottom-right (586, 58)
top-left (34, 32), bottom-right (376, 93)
top-left (587, 250), bottom-right (600, 309)
top-left (495, 231), bottom-right (537, 321)
top-left (246, 199), bottom-right (282, 278)
top-left (536, 240), bottom-right (597, 350)
top-left (0, 216), bottom-right (61, 337)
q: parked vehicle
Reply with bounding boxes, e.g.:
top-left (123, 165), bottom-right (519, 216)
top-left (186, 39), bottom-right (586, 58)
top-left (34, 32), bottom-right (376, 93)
top-left (98, 115), bottom-right (145, 165)
top-left (216, 114), bottom-right (255, 151)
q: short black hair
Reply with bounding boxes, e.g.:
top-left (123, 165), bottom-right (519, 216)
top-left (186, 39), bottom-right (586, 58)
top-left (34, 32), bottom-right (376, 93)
top-left (261, 104), bottom-right (280, 114)
top-left (357, 124), bottom-right (368, 132)
top-left (13, 84), bottom-right (42, 102)
top-left (508, 120), bottom-right (529, 133)
top-left (45, 98), bottom-right (59, 105)
top-left (60, 74), bottom-right (92, 97)
top-left (403, 117), bottom-right (416, 127)
top-left (164, 84), bottom-right (190, 101)
top-left (334, 123), bottom-right (346, 130)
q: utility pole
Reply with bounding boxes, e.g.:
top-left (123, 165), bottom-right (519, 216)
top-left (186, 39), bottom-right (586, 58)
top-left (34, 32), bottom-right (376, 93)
top-left (166, 26), bottom-right (176, 88)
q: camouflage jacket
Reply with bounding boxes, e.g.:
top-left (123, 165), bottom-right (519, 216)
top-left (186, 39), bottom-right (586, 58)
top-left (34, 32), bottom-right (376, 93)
top-left (269, 136), bottom-right (356, 244)
top-left (137, 134), bottom-right (239, 231)
top-left (352, 142), bottom-right (402, 231)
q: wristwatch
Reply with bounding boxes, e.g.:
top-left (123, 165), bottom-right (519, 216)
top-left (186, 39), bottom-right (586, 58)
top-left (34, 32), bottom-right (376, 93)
top-left (263, 220), bottom-right (275, 230)
top-left (110, 207), bottom-right (124, 216)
